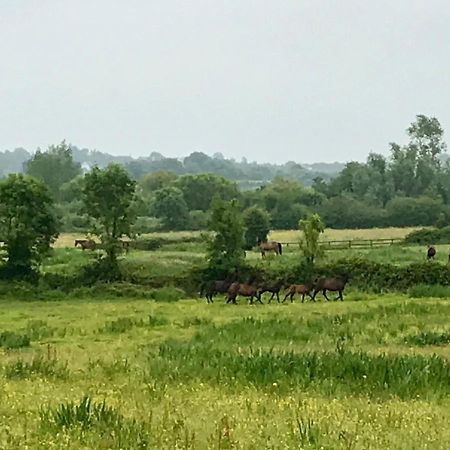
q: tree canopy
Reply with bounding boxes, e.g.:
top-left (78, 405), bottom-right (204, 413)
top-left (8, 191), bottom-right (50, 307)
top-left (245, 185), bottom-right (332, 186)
top-left (0, 174), bottom-right (58, 277)
top-left (25, 141), bottom-right (81, 201)
top-left (82, 164), bottom-right (136, 264)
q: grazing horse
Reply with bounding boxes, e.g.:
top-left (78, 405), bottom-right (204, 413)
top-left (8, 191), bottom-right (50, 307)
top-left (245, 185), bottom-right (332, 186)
top-left (257, 281), bottom-right (284, 303)
top-left (227, 282), bottom-right (262, 305)
top-left (427, 245), bottom-right (436, 260)
top-left (74, 239), bottom-right (96, 251)
top-left (257, 240), bottom-right (282, 258)
top-left (311, 275), bottom-right (350, 302)
top-left (200, 280), bottom-right (232, 304)
top-left (282, 283), bottom-right (313, 303)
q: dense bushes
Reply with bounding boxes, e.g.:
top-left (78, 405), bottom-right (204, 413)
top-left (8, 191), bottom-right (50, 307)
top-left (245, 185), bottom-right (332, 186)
top-left (404, 226), bottom-right (450, 245)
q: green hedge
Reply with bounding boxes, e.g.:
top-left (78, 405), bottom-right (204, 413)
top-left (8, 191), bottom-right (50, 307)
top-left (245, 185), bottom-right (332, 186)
top-left (404, 226), bottom-right (450, 245)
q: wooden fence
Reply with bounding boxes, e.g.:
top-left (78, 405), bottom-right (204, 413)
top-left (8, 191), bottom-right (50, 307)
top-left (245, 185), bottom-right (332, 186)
top-left (281, 238), bottom-right (404, 250)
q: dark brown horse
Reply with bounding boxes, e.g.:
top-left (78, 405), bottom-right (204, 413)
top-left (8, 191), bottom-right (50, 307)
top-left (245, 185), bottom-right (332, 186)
top-left (282, 283), bottom-right (313, 303)
top-left (311, 275), bottom-right (350, 302)
top-left (227, 282), bottom-right (262, 305)
top-left (427, 245), bottom-right (436, 260)
top-left (257, 240), bottom-right (282, 258)
top-left (74, 239), bottom-right (96, 251)
top-left (257, 280), bottom-right (284, 303)
top-left (200, 280), bottom-right (232, 304)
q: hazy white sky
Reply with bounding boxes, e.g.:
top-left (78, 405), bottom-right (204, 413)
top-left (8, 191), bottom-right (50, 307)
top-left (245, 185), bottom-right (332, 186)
top-left (1, 0), bottom-right (449, 163)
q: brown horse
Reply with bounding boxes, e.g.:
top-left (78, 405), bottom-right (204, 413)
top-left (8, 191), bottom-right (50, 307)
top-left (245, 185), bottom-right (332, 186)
top-left (311, 275), bottom-right (350, 302)
top-left (227, 282), bottom-right (262, 305)
top-left (257, 240), bottom-right (282, 258)
top-left (200, 280), bottom-right (232, 304)
top-left (427, 245), bottom-right (436, 260)
top-left (282, 283), bottom-right (313, 303)
top-left (257, 280), bottom-right (284, 303)
top-left (74, 239), bottom-right (96, 251)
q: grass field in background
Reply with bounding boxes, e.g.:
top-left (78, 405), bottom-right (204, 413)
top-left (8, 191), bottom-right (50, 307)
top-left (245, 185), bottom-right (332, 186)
top-left (54, 227), bottom-right (421, 248)
top-left (1, 295), bottom-right (450, 449)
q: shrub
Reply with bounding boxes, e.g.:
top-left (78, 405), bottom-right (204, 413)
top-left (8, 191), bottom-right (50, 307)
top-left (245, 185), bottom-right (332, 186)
top-left (404, 226), bottom-right (450, 245)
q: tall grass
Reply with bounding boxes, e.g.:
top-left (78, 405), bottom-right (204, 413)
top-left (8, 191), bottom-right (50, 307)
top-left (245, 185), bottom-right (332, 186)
top-left (40, 397), bottom-right (150, 449)
top-left (152, 341), bottom-right (450, 399)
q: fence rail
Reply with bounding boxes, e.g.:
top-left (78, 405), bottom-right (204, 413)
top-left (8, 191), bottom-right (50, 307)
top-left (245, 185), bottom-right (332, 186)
top-left (281, 238), bottom-right (404, 250)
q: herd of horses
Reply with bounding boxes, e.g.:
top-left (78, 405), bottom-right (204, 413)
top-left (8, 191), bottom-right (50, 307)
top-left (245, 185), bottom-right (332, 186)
top-left (200, 275), bottom-right (350, 305)
top-left (73, 238), bottom-right (440, 305)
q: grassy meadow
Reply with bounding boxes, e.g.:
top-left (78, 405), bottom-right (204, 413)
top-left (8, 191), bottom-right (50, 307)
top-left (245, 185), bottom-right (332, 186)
top-left (1, 227), bottom-right (449, 449)
top-left (0, 295), bottom-right (450, 449)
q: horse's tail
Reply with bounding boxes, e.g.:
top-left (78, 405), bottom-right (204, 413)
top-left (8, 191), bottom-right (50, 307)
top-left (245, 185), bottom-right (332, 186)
top-left (278, 242), bottom-right (282, 255)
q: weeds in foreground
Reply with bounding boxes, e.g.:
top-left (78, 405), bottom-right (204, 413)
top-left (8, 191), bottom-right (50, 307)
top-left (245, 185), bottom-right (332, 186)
top-left (40, 397), bottom-right (150, 449)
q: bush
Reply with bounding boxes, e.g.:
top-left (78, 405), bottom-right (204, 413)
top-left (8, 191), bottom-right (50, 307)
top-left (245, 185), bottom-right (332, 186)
top-left (404, 226), bottom-right (450, 245)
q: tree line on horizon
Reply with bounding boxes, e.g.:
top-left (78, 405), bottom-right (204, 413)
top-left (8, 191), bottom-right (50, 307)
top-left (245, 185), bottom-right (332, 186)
top-left (1, 114), bottom-right (450, 233)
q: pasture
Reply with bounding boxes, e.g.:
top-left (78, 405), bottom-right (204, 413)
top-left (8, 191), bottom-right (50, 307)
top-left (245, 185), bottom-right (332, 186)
top-left (1, 227), bottom-right (449, 448)
top-left (0, 294), bottom-right (450, 449)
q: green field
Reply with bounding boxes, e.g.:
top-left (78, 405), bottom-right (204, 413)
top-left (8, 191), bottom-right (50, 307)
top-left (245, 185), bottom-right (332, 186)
top-left (1, 294), bottom-right (450, 449)
top-left (1, 227), bottom-right (449, 449)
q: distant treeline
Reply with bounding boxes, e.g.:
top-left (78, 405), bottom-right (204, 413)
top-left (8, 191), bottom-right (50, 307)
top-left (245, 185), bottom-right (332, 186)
top-left (2, 114), bottom-right (450, 231)
top-left (0, 146), bottom-right (341, 186)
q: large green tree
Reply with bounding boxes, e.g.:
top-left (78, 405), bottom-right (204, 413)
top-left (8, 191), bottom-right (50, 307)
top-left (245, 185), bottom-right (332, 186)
top-left (25, 141), bottom-right (81, 200)
top-left (139, 171), bottom-right (177, 195)
top-left (82, 164), bottom-right (136, 265)
top-left (176, 174), bottom-right (240, 211)
top-left (151, 187), bottom-right (190, 230)
top-left (206, 197), bottom-right (246, 274)
top-left (0, 174), bottom-right (58, 277)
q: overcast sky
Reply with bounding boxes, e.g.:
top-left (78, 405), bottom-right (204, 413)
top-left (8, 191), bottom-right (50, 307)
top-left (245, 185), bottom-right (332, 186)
top-left (1, 1), bottom-right (449, 163)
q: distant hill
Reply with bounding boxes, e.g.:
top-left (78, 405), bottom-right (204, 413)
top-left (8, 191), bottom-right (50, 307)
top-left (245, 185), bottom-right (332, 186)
top-left (0, 145), bottom-right (344, 186)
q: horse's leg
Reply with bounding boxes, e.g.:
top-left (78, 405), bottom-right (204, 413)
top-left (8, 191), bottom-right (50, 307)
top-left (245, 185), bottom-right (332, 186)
top-left (301, 292), bottom-right (305, 303)
top-left (339, 290), bottom-right (344, 301)
top-left (322, 289), bottom-right (330, 301)
top-left (257, 293), bottom-right (264, 304)
top-left (282, 293), bottom-right (289, 303)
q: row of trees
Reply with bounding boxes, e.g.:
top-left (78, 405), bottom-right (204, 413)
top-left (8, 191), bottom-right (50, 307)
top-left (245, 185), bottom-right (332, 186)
top-left (8, 115), bottom-right (450, 233)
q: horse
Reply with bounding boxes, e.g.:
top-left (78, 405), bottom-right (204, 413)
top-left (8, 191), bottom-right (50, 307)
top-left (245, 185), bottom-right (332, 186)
top-left (226, 282), bottom-right (262, 305)
top-left (427, 245), bottom-right (436, 260)
top-left (257, 240), bottom-right (282, 258)
top-left (282, 283), bottom-right (313, 303)
top-left (311, 275), bottom-right (350, 302)
top-left (119, 240), bottom-right (131, 254)
top-left (74, 239), bottom-right (96, 251)
top-left (200, 280), bottom-right (232, 304)
top-left (257, 280), bottom-right (284, 303)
